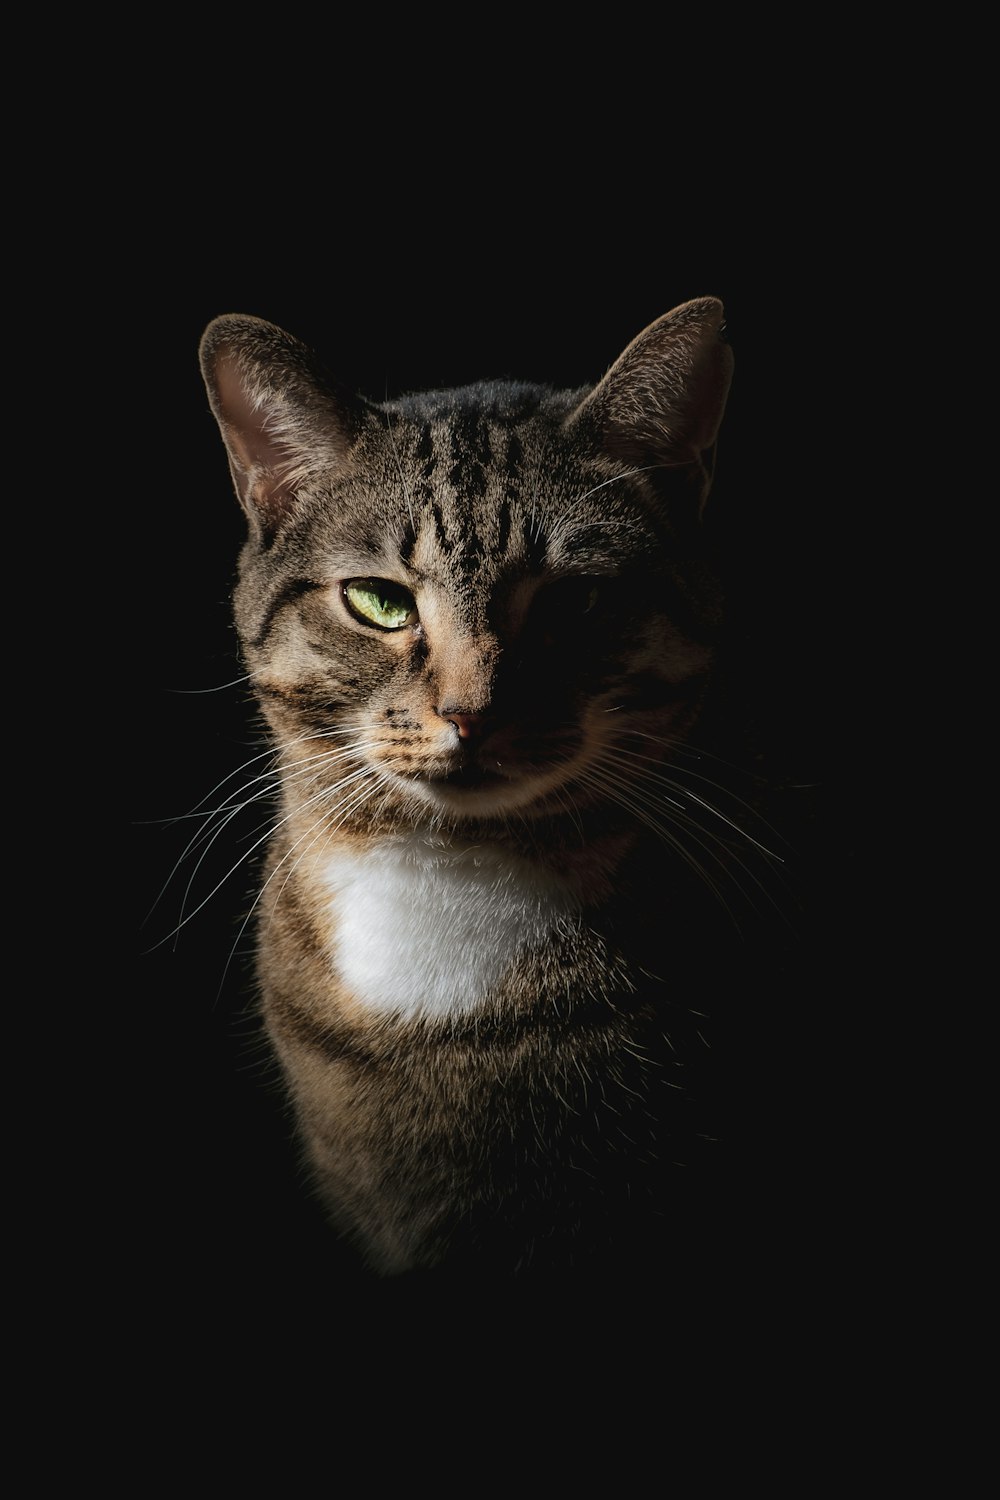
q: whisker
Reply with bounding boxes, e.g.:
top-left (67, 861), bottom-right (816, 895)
top-left (610, 746), bottom-right (785, 861)
top-left (571, 464), bottom-right (667, 505)
top-left (148, 732), bottom-right (379, 954)
top-left (153, 721), bottom-right (351, 828)
top-left (216, 766), bottom-right (382, 1001)
top-left (143, 737), bottom-right (364, 928)
top-left (617, 735), bottom-right (791, 858)
top-left (572, 763), bottom-right (741, 928)
top-left (167, 672), bottom-right (258, 694)
top-left (583, 746), bottom-right (795, 925)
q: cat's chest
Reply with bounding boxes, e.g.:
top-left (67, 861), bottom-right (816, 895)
top-left (318, 834), bottom-right (578, 1022)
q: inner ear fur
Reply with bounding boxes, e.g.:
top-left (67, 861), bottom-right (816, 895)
top-left (570, 297), bottom-right (734, 504)
top-left (199, 314), bottom-right (363, 535)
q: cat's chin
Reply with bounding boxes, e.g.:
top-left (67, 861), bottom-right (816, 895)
top-left (398, 765), bottom-right (560, 819)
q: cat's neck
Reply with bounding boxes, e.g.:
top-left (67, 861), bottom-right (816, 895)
top-left (318, 831), bottom-right (580, 1022)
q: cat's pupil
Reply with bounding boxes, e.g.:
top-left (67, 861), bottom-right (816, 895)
top-left (343, 579), bottom-right (416, 631)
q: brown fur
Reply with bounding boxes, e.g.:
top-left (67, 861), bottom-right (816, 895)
top-left (199, 299), bottom-right (763, 1276)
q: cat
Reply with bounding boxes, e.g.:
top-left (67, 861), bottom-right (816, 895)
top-left (198, 297), bottom-right (781, 1278)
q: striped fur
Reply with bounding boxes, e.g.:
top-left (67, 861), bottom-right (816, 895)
top-left (199, 299), bottom-right (755, 1275)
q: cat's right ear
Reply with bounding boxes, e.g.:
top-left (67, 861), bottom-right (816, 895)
top-left (568, 297), bottom-right (735, 514)
top-left (199, 315), bottom-right (362, 540)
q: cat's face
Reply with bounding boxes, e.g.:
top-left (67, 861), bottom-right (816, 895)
top-left (236, 402), bottom-right (717, 823)
top-left (201, 303), bottom-right (733, 831)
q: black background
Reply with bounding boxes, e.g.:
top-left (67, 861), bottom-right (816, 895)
top-left (132, 211), bottom-right (851, 1328)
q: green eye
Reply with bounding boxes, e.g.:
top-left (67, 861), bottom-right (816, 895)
top-left (342, 579), bottom-right (417, 631)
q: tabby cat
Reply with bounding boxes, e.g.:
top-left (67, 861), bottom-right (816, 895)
top-left (199, 298), bottom-right (769, 1277)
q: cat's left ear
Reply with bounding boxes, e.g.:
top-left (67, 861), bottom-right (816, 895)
top-left (569, 297), bottom-right (734, 511)
top-left (199, 314), bottom-right (364, 540)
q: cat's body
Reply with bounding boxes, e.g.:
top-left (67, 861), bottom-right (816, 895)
top-left (200, 299), bottom-right (766, 1275)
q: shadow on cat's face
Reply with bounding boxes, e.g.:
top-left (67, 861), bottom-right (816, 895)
top-left (239, 423), bottom-right (717, 825)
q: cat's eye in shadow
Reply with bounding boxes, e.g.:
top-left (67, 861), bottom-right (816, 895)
top-left (530, 577), bottom-right (604, 638)
top-left (542, 577), bottom-right (602, 611)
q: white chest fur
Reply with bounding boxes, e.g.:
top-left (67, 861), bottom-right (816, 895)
top-left (320, 834), bottom-right (577, 1021)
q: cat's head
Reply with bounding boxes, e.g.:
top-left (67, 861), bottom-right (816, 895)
top-left (199, 301), bottom-right (733, 828)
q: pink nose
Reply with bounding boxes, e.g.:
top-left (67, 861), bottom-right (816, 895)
top-left (439, 709), bottom-right (488, 741)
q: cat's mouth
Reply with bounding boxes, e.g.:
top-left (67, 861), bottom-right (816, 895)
top-left (400, 758), bottom-right (540, 813)
top-left (385, 729), bottom-right (592, 815)
top-left (400, 748), bottom-right (584, 818)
